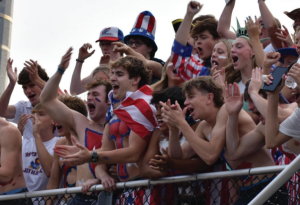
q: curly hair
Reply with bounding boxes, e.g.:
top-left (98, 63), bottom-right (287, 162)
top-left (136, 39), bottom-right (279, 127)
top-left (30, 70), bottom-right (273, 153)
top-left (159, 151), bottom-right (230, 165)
top-left (17, 64), bottom-right (49, 85)
top-left (85, 79), bottom-right (112, 102)
top-left (110, 55), bottom-right (152, 88)
top-left (58, 95), bottom-right (88, 117)
top-left (191, 17), bottom-right (220, 40)
top-left (182, 76), bottom-right (224, 108)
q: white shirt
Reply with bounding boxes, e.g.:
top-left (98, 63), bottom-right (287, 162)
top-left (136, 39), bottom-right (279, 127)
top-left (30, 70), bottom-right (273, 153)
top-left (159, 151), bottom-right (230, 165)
top-left (279, 107), bottom-right (300, 139)
top-left (6, 100), bottom-right (59, 202)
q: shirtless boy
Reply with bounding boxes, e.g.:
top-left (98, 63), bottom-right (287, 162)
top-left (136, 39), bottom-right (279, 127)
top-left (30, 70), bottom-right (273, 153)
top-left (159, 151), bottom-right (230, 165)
top-left (55, 55), bottom-right (156, 204)
top-left (0, 118), bottom-right (29, 205)
top-left (40, 48), bottom-right (111, 204)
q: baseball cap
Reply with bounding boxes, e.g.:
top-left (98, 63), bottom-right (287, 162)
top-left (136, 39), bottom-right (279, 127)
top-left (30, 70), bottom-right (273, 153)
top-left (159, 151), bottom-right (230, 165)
top-left (96, 27), bottom-right (124, 42)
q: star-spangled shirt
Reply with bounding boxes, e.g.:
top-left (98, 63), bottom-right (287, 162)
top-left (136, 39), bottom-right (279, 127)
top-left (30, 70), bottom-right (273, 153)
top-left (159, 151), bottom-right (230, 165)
top-left (170, 39), bottom-right (204, 82)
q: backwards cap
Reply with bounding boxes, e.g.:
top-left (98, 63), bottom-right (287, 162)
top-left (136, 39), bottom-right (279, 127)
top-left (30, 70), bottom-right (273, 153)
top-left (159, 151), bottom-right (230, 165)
top-left (124, 11), bottom-right (158, 53)
top-left (96, 27), bottom-right (124, 42)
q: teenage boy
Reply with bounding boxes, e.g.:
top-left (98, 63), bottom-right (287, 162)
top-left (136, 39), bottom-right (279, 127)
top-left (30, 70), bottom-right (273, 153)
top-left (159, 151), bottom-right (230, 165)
top-left (55, 56), bottom-right (156, 203)
top-left (40, 48), bottom-right (111, 204)
top-left (171, 1), bottom-right (220, 82)
top-left (265, 62), bottom-right (300, 148)
top-left (0, 118), bottom-right (30, 205)
top-left (28, 104), bottom-right (59, 194)
top-left (70, 27), bottom-right (124, 95)
top-left (159, 76), bottom-right (254, 204)
top-left (45, 95), bottom-right (88, 205)
top-left (0, 59), bottom-right (54, 194)
top-left (120, 11), bottom-right (164, 84)
top-left (223, 80), bottom-right (288, 204)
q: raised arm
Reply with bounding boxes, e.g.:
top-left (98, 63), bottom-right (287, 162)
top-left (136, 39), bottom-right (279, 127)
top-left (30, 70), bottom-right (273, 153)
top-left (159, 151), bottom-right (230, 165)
top-left (0, 125), bottom-right (22, 183)
top-left (248, 67), bottom-right (293, 122)
top-left (217, 0), bottom-right (237, 39)
top-left (70, 43), bottom-right (95, 95)
top-left (24, 60), bottom-right (46, 90)
top-left (112, 42), bottom-right (162, 78)
top-left (258, 0), bottom-right (282, 49)
top-left (246, 17), bottom-right (265, 67)
top-left (40, 48), bottom-right (81, 128)
top-left (0, 58), bottom-right (17, 119)
top-left (225, 82), bottom-right (265, 160)
top-left (265, 89), bottom-right (291, 148)
top-left (177, 1), bottom-right (202, 45)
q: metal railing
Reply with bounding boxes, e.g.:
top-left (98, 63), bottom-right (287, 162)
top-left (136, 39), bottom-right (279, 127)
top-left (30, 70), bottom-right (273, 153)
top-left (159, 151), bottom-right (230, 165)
top-left (0, 165), bottom-right (294, 205)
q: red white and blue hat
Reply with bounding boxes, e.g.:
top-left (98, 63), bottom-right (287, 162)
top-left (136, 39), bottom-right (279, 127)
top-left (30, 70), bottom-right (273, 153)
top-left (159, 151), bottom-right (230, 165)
top-left (96, 27), bottom-right (124, 42)
top-left (124, 11), bottom-right (158, 53)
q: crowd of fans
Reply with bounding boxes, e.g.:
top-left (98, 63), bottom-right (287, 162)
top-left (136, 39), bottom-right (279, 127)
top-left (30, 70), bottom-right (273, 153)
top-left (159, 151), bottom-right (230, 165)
top-left (0, 0), bottom-right (300, 204)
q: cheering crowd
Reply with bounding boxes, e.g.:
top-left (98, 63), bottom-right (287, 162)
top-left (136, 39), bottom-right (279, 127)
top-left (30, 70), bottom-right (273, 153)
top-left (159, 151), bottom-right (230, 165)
top-left (0, 0), bottom-right (300, 204)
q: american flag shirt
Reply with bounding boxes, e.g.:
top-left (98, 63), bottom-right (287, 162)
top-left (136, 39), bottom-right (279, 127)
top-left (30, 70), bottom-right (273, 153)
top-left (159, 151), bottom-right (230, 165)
top-left (170, 39), bottom-right (204, 82)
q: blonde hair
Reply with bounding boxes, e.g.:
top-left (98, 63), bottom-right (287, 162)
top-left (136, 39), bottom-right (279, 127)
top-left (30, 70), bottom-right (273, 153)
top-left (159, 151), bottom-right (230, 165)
top-left (151, 57), bottom-right (170, 92)
top-left (92, 65), bottom-right (110, 78)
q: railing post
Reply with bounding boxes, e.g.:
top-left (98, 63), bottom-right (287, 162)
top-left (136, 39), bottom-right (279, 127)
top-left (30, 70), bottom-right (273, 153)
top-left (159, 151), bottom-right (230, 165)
top-left (249, 154), bottom-right (300, 205)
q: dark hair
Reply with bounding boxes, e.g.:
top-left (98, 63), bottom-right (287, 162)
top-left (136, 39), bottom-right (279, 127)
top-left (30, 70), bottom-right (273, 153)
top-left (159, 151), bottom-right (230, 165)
top-left (58, 95), bottom-right (88, 117)
top-left (127, 36), bottom-right (156, 58)
top-left (244, 79), bottom-right (287, 104)
top-left (85, 79), bottom-right (112, 102)
top-left (110, 55), bottom-right (152, 88)
top-left (18, 64), bottom-right (49, 85)
top-left (191, 17), bottom-right (220, 40)
top-left (182, 76), bottom-right (224, 108)
top-left (151, 86), bottom-right (185, 108)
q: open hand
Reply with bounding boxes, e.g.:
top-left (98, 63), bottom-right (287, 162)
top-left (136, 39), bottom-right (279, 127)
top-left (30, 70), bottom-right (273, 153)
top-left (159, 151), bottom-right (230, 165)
top-left (6, 58), bottom-right (17, 84)
top-left (24, 60), bottom-right (40, 83)
top-left (60, 47), bottom-right (73, 71)
top-left (245, 16), bottom-right (261, 40)
top-left (248, 67), bottom-right (263, 95)
top-left (60, 142), bottom-right (91, 166)
top-left (225, 82), bottom-right (243, 115)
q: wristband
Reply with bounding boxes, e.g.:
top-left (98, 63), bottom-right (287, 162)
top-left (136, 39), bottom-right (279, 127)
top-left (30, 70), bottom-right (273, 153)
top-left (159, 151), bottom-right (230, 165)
top-left (57, 66), bottom-right (65, 74)
top-left (76, 59), bottom-right (84, 63)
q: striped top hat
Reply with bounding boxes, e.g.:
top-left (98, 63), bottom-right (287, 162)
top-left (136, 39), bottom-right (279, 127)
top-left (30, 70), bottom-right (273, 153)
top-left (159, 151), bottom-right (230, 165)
top-left (124, 11), bottom-right (158, 53)
top-left (96, 27), bottom-right (124, 42)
